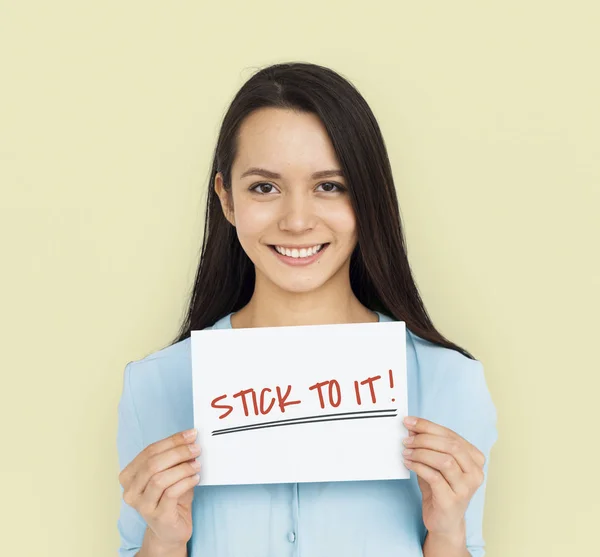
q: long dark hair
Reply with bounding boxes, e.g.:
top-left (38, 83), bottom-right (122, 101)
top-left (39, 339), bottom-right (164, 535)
top-left (169, 61), bottom-right (475, 360)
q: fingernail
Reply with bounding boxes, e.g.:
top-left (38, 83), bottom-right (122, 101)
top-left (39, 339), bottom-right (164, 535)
top-left (188, 443), bottom-right (201, 454)
top-left (183, 428), bottom-right (197, 439)
top-left (403, 448), bottom-right (413, 456)
top-left (403, 436), bottom-right (415, 445)
top-left (404, 417), bottom-right (417, 426)
top-left (191, 460), bottom-right (201, 470)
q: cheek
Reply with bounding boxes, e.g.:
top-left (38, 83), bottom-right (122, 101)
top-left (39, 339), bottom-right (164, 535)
top-left (323, 203), bottom-right (357, 239)
top-left (233, 202), bottom-right (275, 243)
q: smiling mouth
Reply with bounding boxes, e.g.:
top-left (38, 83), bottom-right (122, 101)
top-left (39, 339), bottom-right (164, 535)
top-left (269, 243), bottom-right (330, 259)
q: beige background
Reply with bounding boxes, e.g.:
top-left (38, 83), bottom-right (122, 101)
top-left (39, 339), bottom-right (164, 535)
top-left (1, 1), bottom-right (598, 555)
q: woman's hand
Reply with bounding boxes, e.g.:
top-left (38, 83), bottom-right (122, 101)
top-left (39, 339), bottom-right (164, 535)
top-left (119, 428), bottom-right (202, 549)
top-left (402, 416), bottom-right (485, 541)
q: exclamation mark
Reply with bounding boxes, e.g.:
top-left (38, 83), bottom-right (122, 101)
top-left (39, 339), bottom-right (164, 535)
top-left (389, 369), bottom-right (395, 402)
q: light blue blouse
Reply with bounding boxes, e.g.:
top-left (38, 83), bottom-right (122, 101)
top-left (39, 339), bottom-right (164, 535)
top-left (117, 312), bottom-right (498, 557)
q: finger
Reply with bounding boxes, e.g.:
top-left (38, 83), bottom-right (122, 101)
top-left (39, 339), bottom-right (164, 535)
top-left (403, 433), bottom-right (480, 474)
top-left (403, 417), bottom-right (486, 467)
top-left (404, 459), bottom-right (454, 500)
top-left (128, 442), bottom-right (202, 509)
top-left (156, 472), bottom-right (201, 516)
top-left (404, 448), bottom-right (464, 493)
top-left (404, 417), bottom-right (458, 440)
top-left (140, 458), bottom-right (202, 516)
top-left (120, 429), bottom-right (197, 489)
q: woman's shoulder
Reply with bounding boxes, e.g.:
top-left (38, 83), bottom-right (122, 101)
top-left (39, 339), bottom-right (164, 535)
top-left (121, 337), bottom-right (192, 421)
top-left (405, 326), bottom-right (497, 449)
top-left (125, 337), bottom-right (190, 378)
top-left (125, 315), bottom-right (230, 376)
top-left (381, 312), bottom-right (484, 378)
top-left (408, 327), bottom-right (484, 380)
top-left (409, 327), bottom-right (492, 405)
top-left (119, 321), bottom-right (226, 444)
top-left (380, 312), bottom-right (496, 430)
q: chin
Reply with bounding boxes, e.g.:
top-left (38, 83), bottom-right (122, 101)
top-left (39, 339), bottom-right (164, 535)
top-left (263, 261), bottom-right (349, 296)
top-left (265, 273), bottom-right (328, 295)
top-left (276, 280), bottom-right (327, 295)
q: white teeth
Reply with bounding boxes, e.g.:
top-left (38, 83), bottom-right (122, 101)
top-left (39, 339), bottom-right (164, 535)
top-left (274, 244), bottom-right (323, 258)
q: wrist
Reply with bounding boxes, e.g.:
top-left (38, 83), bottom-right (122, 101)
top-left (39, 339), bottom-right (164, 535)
top-left (142, 528), bottom-right (188, 557)
top-left (426, 529), bottom-right (466, 548)
top-left (423, 520), bottom-right (467, 556)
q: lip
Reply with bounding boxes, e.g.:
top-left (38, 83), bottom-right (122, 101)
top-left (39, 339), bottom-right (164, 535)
top-left (269, 243), bottom-right (329, 266)
top-left (271, 243), bottom-right (325, 250)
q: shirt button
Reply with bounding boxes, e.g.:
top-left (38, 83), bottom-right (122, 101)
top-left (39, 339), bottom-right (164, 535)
top-left (287, 531), bottom-right (296, 543)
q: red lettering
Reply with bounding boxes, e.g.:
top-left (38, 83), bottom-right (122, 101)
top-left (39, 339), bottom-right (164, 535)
top-left (259, 387), bottom-right (275, 415)
top-left (309, 380), bottom-right (329, 409)
top-left (232, 388), bottom-right (258, 416)
top-left (360, 375), bottom-right (382, 403)
top-left (354, 380), bottom-right (362, 405)
top-left (276, 384), bottom-right (301, 412)
top-left (329, 379), bottom-right (341, 407)
top-left (211, 394), bottom-right (233, 419)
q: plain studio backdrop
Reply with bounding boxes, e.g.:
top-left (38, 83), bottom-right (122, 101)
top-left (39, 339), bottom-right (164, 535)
top-left (0, 1), bottom-right (598, 556)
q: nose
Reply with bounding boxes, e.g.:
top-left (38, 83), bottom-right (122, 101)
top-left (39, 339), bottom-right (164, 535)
top-left (278, 190), bottom-right (317, 233)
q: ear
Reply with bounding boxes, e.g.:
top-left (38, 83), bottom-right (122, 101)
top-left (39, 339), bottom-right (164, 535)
top-left (214, 172), bottom-right (235, 226)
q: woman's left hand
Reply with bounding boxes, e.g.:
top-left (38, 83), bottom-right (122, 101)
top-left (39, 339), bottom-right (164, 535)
top-left (402, 416), bottom-right (486, 540)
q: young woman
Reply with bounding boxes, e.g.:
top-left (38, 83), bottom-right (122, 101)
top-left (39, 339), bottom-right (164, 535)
top-left (117, 62), bottom-right (498, 557)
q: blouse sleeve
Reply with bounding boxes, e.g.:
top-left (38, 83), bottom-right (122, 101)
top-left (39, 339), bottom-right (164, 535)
top-left (423, 355), bottom-right (498, 557)
top-left (116, 361), bottom-right (148, 556)
top-left (455, 360), bottom-right (498, 557)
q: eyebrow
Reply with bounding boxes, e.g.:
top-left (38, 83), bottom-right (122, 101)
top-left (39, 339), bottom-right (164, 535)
top-left (240, 167), bottom-right (345, 180)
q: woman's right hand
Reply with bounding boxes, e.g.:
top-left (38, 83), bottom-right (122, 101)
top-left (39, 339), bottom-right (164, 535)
top-left (119, 428), bottom-right (202, 548)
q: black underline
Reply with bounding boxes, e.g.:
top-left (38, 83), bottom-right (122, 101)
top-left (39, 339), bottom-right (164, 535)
top-left (211, 409), bottom-right (398, 436)
top-left (211, 408), bottom-right (397, 434)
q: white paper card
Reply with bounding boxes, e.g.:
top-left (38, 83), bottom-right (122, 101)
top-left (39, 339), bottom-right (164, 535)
top-left (191, 320), bottom-right (410, 486)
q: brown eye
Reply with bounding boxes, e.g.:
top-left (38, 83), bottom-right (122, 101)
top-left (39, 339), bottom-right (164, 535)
top-left (316, 182), bottom-right (344, 193)
top-left (250, 183), bottom-right (278, 194)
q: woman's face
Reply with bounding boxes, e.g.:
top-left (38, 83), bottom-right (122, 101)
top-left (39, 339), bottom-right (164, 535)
top-left (215, 107), bottom-right (357, 295)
